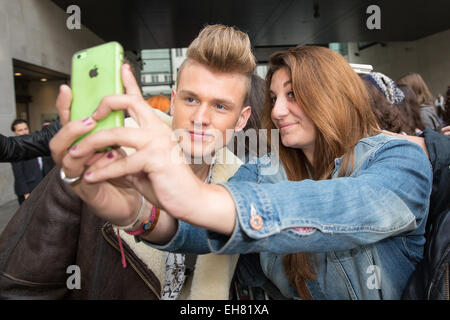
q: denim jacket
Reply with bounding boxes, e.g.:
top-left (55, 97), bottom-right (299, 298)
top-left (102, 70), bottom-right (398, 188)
top-left (147, 133), bottom-right (433, 300)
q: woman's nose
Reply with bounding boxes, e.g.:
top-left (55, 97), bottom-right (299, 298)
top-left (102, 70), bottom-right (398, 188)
top-left (271, 97), bottom-right (289, 120)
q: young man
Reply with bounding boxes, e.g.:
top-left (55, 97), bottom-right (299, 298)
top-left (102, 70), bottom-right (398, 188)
top-left (9, 119), bottom-right (44, 204)
top-left (0, 24), bottom-right (255, 299)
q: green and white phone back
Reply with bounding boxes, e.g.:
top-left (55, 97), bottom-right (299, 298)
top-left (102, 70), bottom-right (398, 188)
top-left (70, 41), bottom-right (124, 146)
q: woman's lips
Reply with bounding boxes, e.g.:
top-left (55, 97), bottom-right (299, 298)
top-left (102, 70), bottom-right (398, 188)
top-left (279, 123), bottom-right (297, 131)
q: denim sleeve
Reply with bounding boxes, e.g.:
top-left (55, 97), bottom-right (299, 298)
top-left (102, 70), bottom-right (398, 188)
top-left (142, 160), bottom-right (262, 254)
top-left (207, 139), bottom-right (433, 254)
top-left (141, 220), bottom-right (211, 254)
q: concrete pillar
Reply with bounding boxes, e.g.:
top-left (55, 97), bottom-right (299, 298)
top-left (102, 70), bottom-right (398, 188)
top-left (0, 0), bottom-right (104, 205)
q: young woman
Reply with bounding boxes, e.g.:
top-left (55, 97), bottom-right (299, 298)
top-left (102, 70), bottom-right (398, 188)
top-left (56, 46), bottom-right (432, 300)
top-left (397, 73), bottom-right (442, 132)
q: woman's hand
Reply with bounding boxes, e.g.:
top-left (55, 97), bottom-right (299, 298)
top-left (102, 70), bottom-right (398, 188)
top-left (68, 64), bottom-right (237, 234)
top-left (382, 130), bottom-right (429, 158)
top-left (442, 125), bottom-right (450, 136)
top-left (48, 70), bottom-right (144, 227)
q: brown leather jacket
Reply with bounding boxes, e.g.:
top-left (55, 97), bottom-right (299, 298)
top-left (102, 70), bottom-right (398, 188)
top-left (0, 167), bottom-right (161, 299)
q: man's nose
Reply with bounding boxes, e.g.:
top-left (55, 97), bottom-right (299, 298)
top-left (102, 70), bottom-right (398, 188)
top-left (191, 104), bottom-right (211, 127)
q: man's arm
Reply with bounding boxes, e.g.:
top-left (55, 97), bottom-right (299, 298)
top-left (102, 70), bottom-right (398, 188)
top-left (0, 121), bottom-right (61, 162)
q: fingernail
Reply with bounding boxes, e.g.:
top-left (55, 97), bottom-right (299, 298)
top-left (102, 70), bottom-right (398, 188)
top-left (82, 117), bottom-right (93, 126)
top-left (85, 171), bottom-right (92, 177)
top-left (70, 145), bottom-right (77, 152)
top-left (107, 151), bottom-right (114, 159)
top-left (92, 110), bottom-right (97, 118)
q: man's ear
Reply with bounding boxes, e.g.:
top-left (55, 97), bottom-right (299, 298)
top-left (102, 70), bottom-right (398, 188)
top-left (234, 106), bottom-right (252, 132)
top-left (170, 89), bottom-right (176, 116)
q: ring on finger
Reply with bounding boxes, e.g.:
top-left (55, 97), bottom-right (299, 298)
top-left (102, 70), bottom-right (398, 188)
top-left (60, 168), bottom-right (81, 184)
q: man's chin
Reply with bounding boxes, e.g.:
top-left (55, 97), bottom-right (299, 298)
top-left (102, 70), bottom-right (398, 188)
top-left (181, 146), bottom-right (218, 165)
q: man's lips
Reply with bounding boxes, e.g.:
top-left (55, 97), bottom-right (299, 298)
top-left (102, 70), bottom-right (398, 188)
top-left (188, 130), bottom-right (214, 141)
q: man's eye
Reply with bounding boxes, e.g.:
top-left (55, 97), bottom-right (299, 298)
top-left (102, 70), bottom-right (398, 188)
top-left (187, 97), bottom-right (196, 103)
top-left (216, 104), bottom-right (225, 110)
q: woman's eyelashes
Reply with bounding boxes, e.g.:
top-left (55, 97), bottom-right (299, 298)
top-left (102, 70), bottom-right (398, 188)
top-left (287, 90), bottom-right (295, 99)
top-left (270, 90), bottom-right (295, 105)
top-left (270, 96), bottom-right (277, 105)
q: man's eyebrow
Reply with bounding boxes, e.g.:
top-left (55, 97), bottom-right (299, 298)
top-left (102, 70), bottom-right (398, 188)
top-left (178, 89), bottom-right (236, 108)
top-left (178, 89), bottom-right (200, 99)
top-left (213, 98), bottom-right (236, 108)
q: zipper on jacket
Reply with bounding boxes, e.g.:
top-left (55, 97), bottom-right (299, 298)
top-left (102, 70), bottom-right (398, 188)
top-left (446, 263), bottom-right (449, 300)
top-left (101, 227), bottom-right (161, 299)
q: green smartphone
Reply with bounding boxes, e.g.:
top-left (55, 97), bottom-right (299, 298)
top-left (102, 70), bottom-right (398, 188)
top-left (70, 41), bottom-right (125, 149)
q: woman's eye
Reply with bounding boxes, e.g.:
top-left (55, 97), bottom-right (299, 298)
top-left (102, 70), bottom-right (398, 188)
top-left (270, 96), bottom-right (276, 104)
top-left (287, 91), bottom-right (295, 99)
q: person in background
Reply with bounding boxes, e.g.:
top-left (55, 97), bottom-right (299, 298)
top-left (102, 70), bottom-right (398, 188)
top-left (229, 73), bottom-right (267, 163)
top-left (9, 119), bottom-right (44, 204)
top-left (0, 120), bottom-right (61, 162)
top-left (362, 72), bottom-right (408, 134)
top-left (359, 74), bottom-right (449, 237)
top-left (443, 85), bottom-right (450, 128)
top-left (434, 93), bottom-right (445, 119)
top-left (397, 84), bottom-right (425, 136)
top-left (40, 120), bottom-right (56, 175)
top-left (397, 73), bottom-right (441, 132)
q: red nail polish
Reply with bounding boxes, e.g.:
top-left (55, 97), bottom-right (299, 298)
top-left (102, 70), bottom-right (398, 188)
top-left (85, 171), bottom-right (92, 177)
top-left (82, 117), bottom-right (93, 126)
top-left (107, 151), bottom-right (114, 159)
top-left (70, 145), bottom-right (77, 152)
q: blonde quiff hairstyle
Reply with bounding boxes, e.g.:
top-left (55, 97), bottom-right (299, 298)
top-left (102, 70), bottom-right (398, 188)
top-left (177, 24), bottom-right (256, 103)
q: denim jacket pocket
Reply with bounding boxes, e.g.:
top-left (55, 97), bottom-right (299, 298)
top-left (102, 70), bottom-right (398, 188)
top-left (324, 245), bottom-right (383, 300)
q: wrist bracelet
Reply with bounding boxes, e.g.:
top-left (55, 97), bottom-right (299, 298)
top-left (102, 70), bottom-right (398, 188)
top-left (125, 206), bottom-right (160, 236)
top-left (114, 196), bottom-right (146, 230)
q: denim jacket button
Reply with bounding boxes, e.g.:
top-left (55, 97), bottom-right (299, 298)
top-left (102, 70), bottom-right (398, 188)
top-left (250, 215), bottom-right (264, 230)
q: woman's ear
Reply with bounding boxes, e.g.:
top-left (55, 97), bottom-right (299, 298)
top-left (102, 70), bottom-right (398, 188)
top-left (234, 106), bottom-right (252, 132)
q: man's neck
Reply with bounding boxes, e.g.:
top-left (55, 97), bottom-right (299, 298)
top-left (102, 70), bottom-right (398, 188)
top-left (189, 162), bottom-right (212, 182)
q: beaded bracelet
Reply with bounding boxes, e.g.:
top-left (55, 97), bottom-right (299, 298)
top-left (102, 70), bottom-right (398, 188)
top-left (115, 202), bottom-right (160, 269)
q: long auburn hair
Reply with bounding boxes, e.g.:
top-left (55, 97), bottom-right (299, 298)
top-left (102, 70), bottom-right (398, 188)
top-left (397, 73), bottom-right (433, 106)
top-left (261, 46), bottom-right (380, 299)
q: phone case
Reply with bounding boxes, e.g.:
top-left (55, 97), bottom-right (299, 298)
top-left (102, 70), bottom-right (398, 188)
top-left (70, 41), bottom-right (124, 148)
